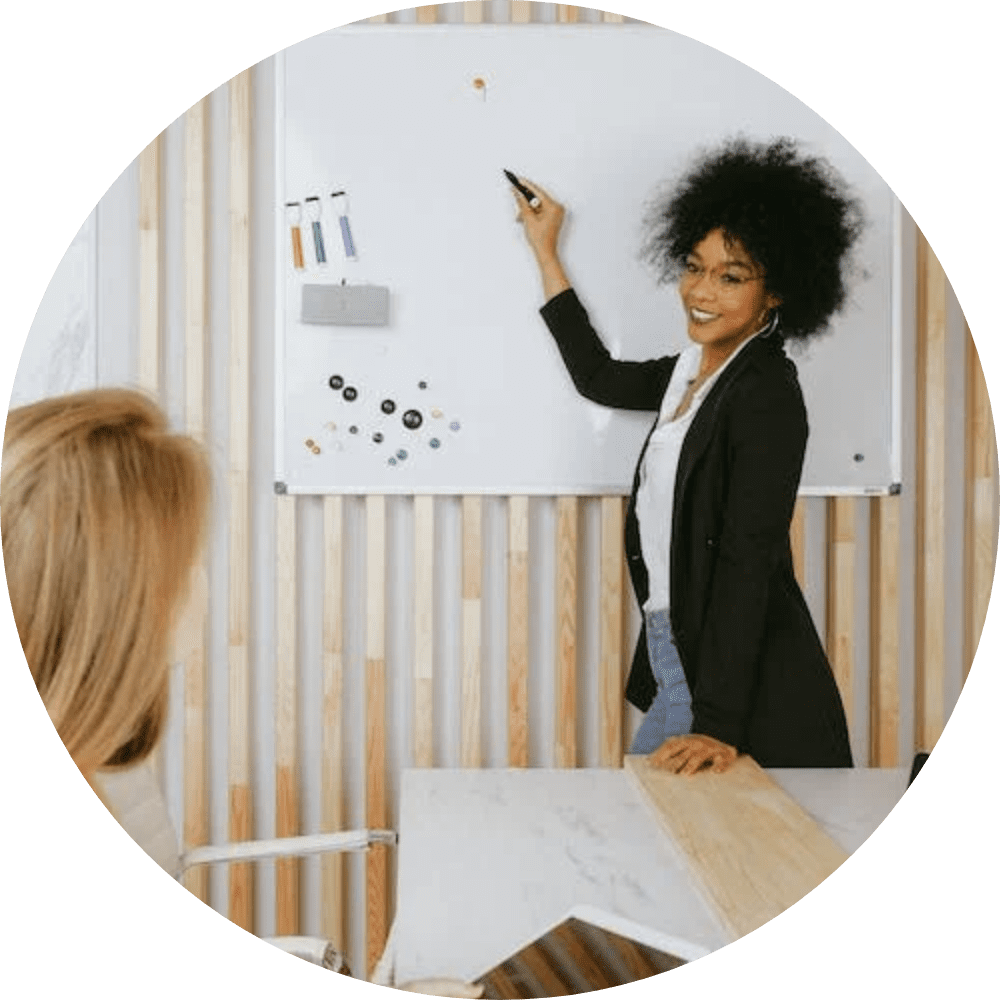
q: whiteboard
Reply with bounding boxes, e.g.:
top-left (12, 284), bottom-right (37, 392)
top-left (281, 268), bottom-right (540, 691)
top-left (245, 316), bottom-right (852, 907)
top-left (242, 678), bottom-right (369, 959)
top-left (275, 26), bottom-right (899, 496)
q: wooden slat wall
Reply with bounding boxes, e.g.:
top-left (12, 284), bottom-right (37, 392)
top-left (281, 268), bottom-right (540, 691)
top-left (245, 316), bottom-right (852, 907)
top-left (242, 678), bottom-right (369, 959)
top-left (181, 97), bottom-right (209, 904)
top-left (122, 4), bottom-right (997, 982)
top-left (227, 68), bottom-right (254, 932)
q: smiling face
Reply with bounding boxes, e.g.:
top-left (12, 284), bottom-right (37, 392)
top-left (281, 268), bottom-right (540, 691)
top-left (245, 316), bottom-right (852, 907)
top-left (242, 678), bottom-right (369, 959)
top-left (679, 228), bottom-right (781, 367)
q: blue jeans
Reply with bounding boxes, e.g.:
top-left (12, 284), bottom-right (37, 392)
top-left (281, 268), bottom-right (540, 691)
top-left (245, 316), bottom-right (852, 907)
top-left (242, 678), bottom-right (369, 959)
top-left (628, 609), bottom-right (693, 754)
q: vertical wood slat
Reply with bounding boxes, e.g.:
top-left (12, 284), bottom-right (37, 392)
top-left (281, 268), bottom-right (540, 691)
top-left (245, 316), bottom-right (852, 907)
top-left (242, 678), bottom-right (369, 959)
top-left (463, 1), bottom-right (485, 22)
top-left (601, 9), bottom-right (626, 21)
top-left (138, 135), bottom-right (160, 395)
top-left (827, 497), bottom-right (855, 734)
top-left (870, 496), bottom-right (900, 766)
top-left (599, 497), bottom-right (624, 767)
top-left (416, 4), bottom-right (438, 23)
top-left (461, 496), bottom-right (483, 768)
top-left (555, 496), bottom-right (577, 768)
top-left (790, 498), bottom-right (806, 591)
top-left (557, 4), bottom-right (580, 21)
top-left (511, 1), bottom-right (533, 23)
top-left (366, 496), bottom-right (388, 977)
top-left (916, 235), bottom-right (947, 750)
top-left (367, 12), bottom-right (390, 23)
top-left (275, 498), bottom-right (299, 936)
top-left (227, 68), bottom-right (253, 932)
top-left (965, 332), bottom-right (998, 678)
top-left (321, 497), bottom-right (345, 946)
top-left (508, 496), bottom-right (529, 767)
top-left (181, 97), bottom-right (209, 904)
top-left (414, 497), bottom-right (435, 768)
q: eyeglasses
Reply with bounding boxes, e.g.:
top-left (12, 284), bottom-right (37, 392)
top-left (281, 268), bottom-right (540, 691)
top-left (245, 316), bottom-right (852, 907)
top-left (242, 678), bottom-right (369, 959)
top-left (681, 260), bottom-right (766, 296)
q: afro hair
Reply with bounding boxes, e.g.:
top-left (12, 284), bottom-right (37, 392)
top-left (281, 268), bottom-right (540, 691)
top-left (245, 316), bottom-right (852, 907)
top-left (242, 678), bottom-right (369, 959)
top-left (643, 137), bottom-right (864, 341)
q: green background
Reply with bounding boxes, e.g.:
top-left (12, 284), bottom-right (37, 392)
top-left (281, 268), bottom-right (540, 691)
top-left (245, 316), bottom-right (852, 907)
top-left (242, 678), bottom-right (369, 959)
top-left (0, 0), bottom-right (1000, 998)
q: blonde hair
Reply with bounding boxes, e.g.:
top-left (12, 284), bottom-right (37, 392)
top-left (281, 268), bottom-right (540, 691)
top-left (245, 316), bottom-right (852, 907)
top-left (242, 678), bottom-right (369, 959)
top-left (1, 388), bottom-right (210, 776)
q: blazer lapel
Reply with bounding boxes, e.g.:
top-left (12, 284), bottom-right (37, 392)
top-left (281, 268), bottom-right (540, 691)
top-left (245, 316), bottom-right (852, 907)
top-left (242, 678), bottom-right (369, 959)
top-left (672, 334), bottom-right (779, 522)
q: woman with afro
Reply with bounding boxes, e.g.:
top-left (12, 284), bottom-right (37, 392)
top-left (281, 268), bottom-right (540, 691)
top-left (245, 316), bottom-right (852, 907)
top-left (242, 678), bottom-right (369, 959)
top-left (513, 138), bottom-right (863, 772)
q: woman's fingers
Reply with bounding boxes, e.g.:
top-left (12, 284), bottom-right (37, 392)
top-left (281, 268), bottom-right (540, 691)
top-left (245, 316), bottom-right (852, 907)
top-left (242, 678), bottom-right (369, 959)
top-left (648, 734), bottom-right (737, 775)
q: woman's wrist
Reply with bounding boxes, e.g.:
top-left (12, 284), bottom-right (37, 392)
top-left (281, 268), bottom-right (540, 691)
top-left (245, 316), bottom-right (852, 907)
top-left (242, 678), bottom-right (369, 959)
top-left (537, 252), bottom-right (571, 301)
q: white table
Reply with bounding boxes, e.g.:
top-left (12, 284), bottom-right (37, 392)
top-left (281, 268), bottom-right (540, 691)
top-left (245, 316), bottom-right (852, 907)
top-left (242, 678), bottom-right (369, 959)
top-left (391, 767), bottom-right (910, 984)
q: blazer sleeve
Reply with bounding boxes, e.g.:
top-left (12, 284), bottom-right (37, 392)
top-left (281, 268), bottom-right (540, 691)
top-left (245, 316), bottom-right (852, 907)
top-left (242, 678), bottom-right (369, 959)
top-left (688, 369), bottom-right (807, 750)
top-left (539, 289), bottom-right (675, 411)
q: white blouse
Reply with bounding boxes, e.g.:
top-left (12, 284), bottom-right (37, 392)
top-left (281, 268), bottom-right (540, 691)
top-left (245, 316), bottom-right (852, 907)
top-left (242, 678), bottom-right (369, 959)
top-left (636, 333), bottom-right (761, 614)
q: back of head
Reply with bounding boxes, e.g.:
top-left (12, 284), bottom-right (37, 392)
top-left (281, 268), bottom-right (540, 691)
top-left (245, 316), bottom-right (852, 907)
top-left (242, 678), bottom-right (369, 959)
top-left (1, 388), bottom-right (210, 776)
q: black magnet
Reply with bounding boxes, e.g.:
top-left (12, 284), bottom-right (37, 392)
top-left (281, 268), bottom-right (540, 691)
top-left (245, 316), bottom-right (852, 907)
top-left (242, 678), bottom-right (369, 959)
top-left (402, 409), bottom-right (423, 430)
top-left (418, 380), bottom-right (428, 390)
top-left (373, 432), bottom-right (384, 444)
top-left (853, 453), bottom-right (865, 462)
top-left (328, 374), bottom-right (344, 390)
top-left (349, 425), bottom-right (358, 434)
top-left (343, 386), bottom-right (358, 402)
top-left (381, 399), bottom-right (396, 414)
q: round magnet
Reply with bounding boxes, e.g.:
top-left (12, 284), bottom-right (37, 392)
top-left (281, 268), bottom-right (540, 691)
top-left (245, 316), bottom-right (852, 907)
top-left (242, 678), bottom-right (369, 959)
top-left (396, 449), bottom-right (408, 461)
top-left (311, 445), bottom-right (321, 455)
top-left (381, 399), bottom-right (396, 414)
top-left (402, 409), bottom-right (423, 430)
top-left (343, 386), bottom-right (358, 402)
top-left (418, 380), bottom-right (428, 390)
top-left (853, 453), bottom-right (865, 462)
top-left (305, 438), bottom-right (315, 448)
top-left (372, 432), bottom-right (384, 444)
top-left (328, 375), bottom-right (344, 390)
top-left (430, 438), bottom-right (441, 449)
top-left (388, 457), bottom-right (397, 466)
top-left (326, 422), bottom-right (337, 432)
top-left (449, 421), bottom-right (461, 432)
top-left (431, 408), bottom-right (443, 419)
top-left (349, 425), bottom-right (359, 434)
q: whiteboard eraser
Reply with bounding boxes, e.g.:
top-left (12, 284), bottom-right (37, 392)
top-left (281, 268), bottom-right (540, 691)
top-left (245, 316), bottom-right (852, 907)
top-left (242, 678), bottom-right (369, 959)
top-left (301, 284), bottom-right (390, 326)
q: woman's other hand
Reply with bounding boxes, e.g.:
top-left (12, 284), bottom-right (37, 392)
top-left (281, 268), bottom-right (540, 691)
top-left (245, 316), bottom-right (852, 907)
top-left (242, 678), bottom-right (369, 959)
top-left (649, 734), bottom-right (738, 775)
top-left (511, 178), bottom-right (571, 300)
top-left (398, 979), bottom-right (485, 997)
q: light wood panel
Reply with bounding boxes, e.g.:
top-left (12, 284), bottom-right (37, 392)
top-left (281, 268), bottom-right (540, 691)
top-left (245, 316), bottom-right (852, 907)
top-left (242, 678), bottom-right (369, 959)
top-left (965, 332), bottom-right (998, 679)
top-left (511, 1), bottom-right (532, 23)
top-left (321, 496), bottom-right (345, 946)
top-left (227, 68), bottom-right (253, 932)
top-left (275, 498), bottom-right (299, 936)
top-left (601, 9), bottom-right (626, 21)
top-left (827, 497), bottom-right (855, 733)
top-left (414, 496), bottom-right (435, 768)
top-left (181, 97), bottom-right (209, 904)
top-left (625, 755), bottom-right (847, 941)
top-left (416, 5), bottom-right (437, 23)
top-left (557, 4), bottom-right (579, 22)
top-left (508, 496), bottom-right (529, 767)
top-left (366, 495), bottom-right (388, 977)
top-left (138, 136), bottom-right (160, 395)
top-left (870, 496), bottom-right (900, 766)
top-left (461, 496), bottom-right (483, 768)
top-left (555, 496), bottom-right (577, 768)
top-left (599, 497), bottom-right (624, 766)
top-left (916, 235), bottom-right (947, 750)
top-left (790, 498), bottom-right (806, 590)
top-left (463, 1), bottom-right (485, 22)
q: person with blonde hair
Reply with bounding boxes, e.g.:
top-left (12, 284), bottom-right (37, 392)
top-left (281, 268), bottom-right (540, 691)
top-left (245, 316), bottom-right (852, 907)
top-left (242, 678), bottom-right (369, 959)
top-left (2, 387), bottom-right (210, 782)
top-left (3, 388), bottom-right (495, 994)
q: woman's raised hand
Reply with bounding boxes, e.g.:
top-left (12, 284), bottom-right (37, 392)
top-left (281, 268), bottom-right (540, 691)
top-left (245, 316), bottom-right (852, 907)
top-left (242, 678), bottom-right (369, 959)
top-left (649, 733), bottom-right (738, 775)
top-left (511, 177), bottom-right (571, 300)
top-left (512, 178), bottom-right (565, 263)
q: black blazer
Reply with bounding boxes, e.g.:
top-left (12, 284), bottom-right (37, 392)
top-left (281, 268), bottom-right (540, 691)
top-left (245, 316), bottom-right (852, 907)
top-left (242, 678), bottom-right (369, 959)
top-left (540, 289), bottom-right (852, 768)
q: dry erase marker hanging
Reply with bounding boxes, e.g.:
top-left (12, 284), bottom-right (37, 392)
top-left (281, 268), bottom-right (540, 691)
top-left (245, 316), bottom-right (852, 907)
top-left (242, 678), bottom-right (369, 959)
top-left (331, 190), bottom-right (358, 260)
top-left (285, 201), bottom-right (305, 269)
top-left (304, 195), bottom-right (327, 264)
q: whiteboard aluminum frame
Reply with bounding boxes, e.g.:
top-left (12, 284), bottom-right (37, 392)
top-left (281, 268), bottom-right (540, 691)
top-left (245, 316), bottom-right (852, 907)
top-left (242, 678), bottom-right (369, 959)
top-left (272, 26), bottom-right (904, 498)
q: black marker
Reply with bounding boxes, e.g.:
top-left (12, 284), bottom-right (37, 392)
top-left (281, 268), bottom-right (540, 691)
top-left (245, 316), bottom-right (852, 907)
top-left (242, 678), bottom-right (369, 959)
top-left (504, 169), bottom-right (542, 211)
